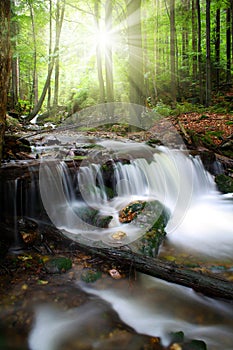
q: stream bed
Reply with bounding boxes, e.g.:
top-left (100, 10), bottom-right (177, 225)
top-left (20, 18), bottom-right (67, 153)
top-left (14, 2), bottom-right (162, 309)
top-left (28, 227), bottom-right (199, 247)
top-left (1, 122), bottom-right (233, 349)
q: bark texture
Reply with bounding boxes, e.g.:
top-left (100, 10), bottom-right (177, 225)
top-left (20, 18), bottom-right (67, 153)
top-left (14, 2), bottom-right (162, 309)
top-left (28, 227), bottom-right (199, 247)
top-left (0, 0), bottom-right (11, 162)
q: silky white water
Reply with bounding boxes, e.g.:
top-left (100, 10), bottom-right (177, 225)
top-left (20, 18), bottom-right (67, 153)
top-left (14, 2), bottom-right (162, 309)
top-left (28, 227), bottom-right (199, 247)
top-left (80, 273), bottom-right (233, 349)
top-left (28, 273), bottom-right (233, 350)
top-left (39, 141), bottom-right (233, 259)
top-left (34, 141), bottom-right (233, 349)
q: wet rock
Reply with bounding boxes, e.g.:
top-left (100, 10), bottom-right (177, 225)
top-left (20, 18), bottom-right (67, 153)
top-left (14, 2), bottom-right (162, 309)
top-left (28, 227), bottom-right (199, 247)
top-left (18, 218), bottom-right (41, 246)
top-left (44, 257), bottom-right (72, 274)
top-left (77, 206), bottom-right (112, 228)
top-left (81, 268), bottom-right (102, 283)
top-left (3, 135), bottom-right (31, 160)
top-left (215, 174), bottom-right (233, 193)
top-left (136, 201), bottom-right (169, 257)
top-left (119, 201), bottom-right (146, 223)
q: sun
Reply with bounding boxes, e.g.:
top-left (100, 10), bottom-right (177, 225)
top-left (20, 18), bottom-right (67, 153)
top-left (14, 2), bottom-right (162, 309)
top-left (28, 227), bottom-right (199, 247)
top-left (95, 28), bottom-right (114, 51)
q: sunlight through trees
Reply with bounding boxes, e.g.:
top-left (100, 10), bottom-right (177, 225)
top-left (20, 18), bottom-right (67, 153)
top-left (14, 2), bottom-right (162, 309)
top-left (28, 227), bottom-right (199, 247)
top-left (3, 0), bottom-right (233, 119)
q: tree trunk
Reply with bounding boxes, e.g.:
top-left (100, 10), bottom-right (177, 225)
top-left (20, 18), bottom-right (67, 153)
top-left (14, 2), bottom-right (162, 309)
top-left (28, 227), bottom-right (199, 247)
top-left (29, 1), bottom-right (38, 107)
top-left (27, 0), bottom-right (65, 121)
top-left (226, 6), bottom-right (231, 83)
top-left (192, 0), bottom-right (197, 80)
top-left (53, 0), bottom-right (62, 110)
top-left (126, 0), bottom-right (145, 105)
top-left (0, 0), bottom-right (11, 162)
top-left (48, 230), bottom-right (233, 301)
top-left (94, 1), bottom-right (105, 104)
top-left (105, 0), bottom-right (114, 103)
top-left (181, 0), bottom-right (189, 79)
top-left (196, 0), bottom-right (203, 104)
top-left (170, 0), bottom-right (176, 102)
top-left (215, 7), bottom-right (220, 90)
top-left (47, 0), bottom-right (53, 111)
top-left (94, 248), bottom-right (233, 300)
top-left (205, 0), bottom-right (211, 106)
top-left (10, 0), bottom-right (19, 110)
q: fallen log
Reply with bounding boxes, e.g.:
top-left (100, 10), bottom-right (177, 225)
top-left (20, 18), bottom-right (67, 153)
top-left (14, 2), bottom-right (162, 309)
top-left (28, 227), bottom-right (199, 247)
top-left (77, 243), bottom-right (233, 301)
top-left (34, 223), bottom-right (233, 301)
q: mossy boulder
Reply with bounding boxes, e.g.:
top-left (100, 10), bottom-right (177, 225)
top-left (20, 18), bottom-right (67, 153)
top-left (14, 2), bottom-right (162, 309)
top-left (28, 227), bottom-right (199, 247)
top-left (119, 200), bottom-right (146, 223)
top-left (44, 257), bottom-right (72, 273)
top-left (81, 268), bottom-right (102, 283)
top-left (215, 174), bottom-right (233, 193)
top-left (138, 201), bottom-right (169, 257)
top-left (77, 206), bottom-right (112, 228)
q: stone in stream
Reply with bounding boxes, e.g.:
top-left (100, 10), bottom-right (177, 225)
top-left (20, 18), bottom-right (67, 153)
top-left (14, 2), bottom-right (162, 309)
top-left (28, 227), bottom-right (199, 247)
top-left (119, 200), bottom-right (146, 223)
top-left (215, 174), bottom-right (233, 193)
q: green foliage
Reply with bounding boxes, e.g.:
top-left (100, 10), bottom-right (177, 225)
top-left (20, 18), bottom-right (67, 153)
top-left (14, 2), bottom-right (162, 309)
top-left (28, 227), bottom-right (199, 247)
top-left (9, 0), bottom-right (233, 118)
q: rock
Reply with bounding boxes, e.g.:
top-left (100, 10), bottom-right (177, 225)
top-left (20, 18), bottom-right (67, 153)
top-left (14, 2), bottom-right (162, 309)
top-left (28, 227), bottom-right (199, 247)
top-left (111, 231), bottom-right (127, 241)
top-left (81, 268), bottom-right (102, 283)
top-left (44, 257), bottom-right (72, 273)
top-left (119, 201), bottom-right (146, 223)
top-left (77, 206), bottom-right (112, 228)
top-left (215, 174), bottom-right (233, 193)
top-left (136, 201), bottom-right (169, 257)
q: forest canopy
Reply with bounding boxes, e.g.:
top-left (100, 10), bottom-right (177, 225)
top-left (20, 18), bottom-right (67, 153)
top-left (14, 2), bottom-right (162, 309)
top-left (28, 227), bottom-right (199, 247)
top-left (6, 0), bottom-right (233, 121)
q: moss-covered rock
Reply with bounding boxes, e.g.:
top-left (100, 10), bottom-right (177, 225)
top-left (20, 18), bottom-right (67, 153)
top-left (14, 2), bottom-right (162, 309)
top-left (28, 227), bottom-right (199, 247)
top-left (137, 201), bottom-right (169, 257)
top-left (44, 257), bottom-right (72, 273)
top-left (215, 174), bottom-right (233, 193)
top-left (77, 206), bottom-right (112, 228)
top-left (119, 200), bottom-right (146, 223)
top-left (81, 268), bottom-right (102, 283)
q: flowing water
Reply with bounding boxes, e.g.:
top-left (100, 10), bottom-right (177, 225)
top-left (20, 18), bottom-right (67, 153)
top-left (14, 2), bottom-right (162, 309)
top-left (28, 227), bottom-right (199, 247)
top-left (2, 139), bottom-right (233, 349)
top-left (39, 141), bottom-right (233, 260)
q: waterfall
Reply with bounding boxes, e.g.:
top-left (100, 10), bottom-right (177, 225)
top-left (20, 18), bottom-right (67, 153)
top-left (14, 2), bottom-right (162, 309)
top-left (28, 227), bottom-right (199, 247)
top-left (39, 142), bottom-right (233, 259)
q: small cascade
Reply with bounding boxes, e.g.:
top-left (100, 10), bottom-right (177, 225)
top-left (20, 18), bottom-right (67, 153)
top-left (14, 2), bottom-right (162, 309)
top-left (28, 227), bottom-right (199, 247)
top-left (39, 142), bottom-right (233, 259)
top-left (4, 178), bottom-right (25, 252)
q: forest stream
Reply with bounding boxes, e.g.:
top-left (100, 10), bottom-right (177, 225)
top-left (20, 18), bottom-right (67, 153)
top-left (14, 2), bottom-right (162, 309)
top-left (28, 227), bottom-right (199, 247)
top-left (0, 112), bottom-right (233, 350)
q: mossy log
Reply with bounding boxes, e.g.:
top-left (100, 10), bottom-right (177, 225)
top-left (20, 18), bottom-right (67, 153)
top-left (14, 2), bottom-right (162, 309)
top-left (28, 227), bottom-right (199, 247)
top-left (77, 243), bottom-right (233, 301)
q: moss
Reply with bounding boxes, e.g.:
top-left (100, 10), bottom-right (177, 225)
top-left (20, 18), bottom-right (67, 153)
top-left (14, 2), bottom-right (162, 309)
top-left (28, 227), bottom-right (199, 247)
top-left (81, 269), bottom-right (102, 283)
top-left (77, 206), bottom-right (112, 228)
top-left (215, 174), bottom-right (233, 193)
top-left (119, 201), bottom-right (146, 223)
top-left (44, 257), bottom-right (72, 273)
top-left (139, 201), bottom-right (169, 257)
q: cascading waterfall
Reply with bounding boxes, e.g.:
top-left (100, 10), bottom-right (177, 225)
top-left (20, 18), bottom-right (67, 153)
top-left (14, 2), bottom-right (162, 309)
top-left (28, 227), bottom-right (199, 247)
top-left (39, 141), bottom-right (233, 259)
top-left (28, 139), bottom-right (233, 350)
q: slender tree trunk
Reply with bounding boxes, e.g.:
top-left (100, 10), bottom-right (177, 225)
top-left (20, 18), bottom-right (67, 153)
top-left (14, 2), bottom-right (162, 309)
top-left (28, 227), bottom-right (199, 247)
top-left (205, 0), bottom-right (211, 106)
top-left (126, 0), bottom-right (145, 105)
top-left (192, 0), bottom-right (197, 80)
top-left (94, 1), bottom-right (105, 104)
top-left (226, 6), bottom-right (231, 83)
top-left (53, 0), bottom-right (62, 110)
top-left (27, 0), bottom-right (65, 120)
top-left (47, 0), bottom-right (53, 111)
top-left (10, 0), bottom-right (19, 110)
top-left (231, 0), bottom-right (233, 68)
top-left (197, 0), bottom-right (203, 104)
top-left (0, 0), bottom-right (11, 162)
top-left (215, 7), bottom-right (220, 90)
top-left (170, 0), bottom-right (176, 102)
top-left (29, 1), bottom-right (38, 107)
top-left (181, 0), bottom-right (189, 79)
top-left (105, 0), bottom-right (114, 103)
